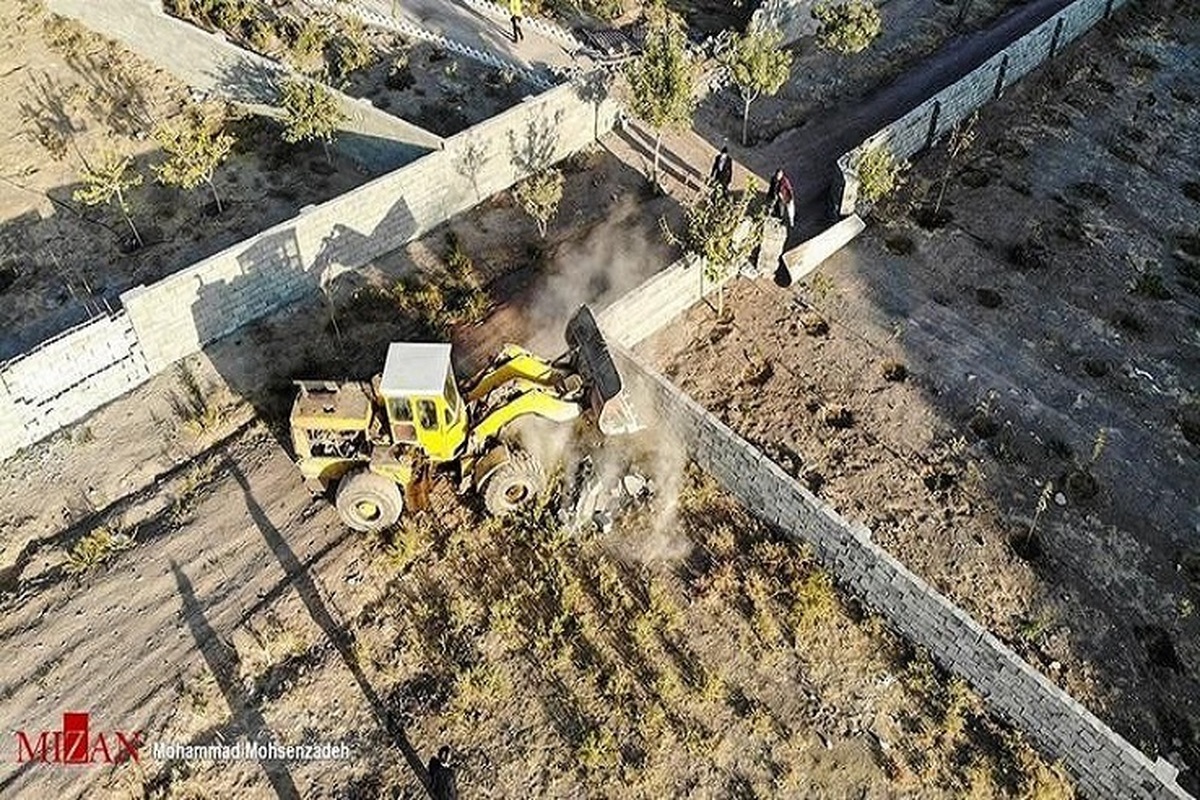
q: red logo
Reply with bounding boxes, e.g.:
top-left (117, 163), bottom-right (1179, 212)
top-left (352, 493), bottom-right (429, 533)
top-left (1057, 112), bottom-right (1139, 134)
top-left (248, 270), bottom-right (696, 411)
top-left (16, 712), bottom-right (143, 765)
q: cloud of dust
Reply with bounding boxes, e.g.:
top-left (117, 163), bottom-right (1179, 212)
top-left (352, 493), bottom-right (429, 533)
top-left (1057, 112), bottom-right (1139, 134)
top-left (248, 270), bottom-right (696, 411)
top-left (504, 197), bottom-right (692, 562)
top-left (524, 196), bottom-right (667, 354)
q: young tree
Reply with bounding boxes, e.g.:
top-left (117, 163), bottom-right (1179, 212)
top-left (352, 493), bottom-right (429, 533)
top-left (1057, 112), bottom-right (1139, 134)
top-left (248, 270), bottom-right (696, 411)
top-left (813, 0), bottom-right (882, 55)
top-left (73, 153), bottom-right (144, 248)
top-left (853, 143), bottom-right (907, 205)
top-left (662, 184), bottom-right (758, 317)
top-left (513, 168), bottom-right (564, 238)
top-left (153, 105), bottom-right (237, 214)
top-left (279, 76), bottom-right (347, 164)
top-left (721, 26), bottom-right (793, 146)
top-left (622, 2), bottom-right (696, 186)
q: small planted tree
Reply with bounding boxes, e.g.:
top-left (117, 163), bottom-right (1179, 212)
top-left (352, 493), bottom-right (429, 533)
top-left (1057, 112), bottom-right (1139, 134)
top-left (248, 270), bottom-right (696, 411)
top-left (513, 168), bottom-right (564, 238)
top-left (853, 143), bottom-right (907, 204)
top-left (279, 76), bottom-right (347, 164)
top-left (813, 0), bottom-right (882, 55)
top-left (662, 184), bottom-right (758, 318)
top-left (73, 153), bottom-right (144, 248)
top-left (622, 2), bottom-right (696, 186)
top-left (721, 26), bottom-right (793, 146)
top-left (153, 105), bottom-right (237, 214)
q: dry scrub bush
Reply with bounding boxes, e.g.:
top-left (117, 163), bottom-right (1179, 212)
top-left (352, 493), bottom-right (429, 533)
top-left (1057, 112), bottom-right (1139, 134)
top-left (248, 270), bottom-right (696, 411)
top-left (64, 526), bottom-right (136, 576)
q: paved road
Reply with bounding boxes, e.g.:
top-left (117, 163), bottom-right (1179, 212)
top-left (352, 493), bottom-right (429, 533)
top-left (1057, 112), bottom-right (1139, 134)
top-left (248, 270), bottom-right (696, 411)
top-left (358, 0), bottom-right (589, 78)
top-left (745, 0), bottom-right (1080, 242)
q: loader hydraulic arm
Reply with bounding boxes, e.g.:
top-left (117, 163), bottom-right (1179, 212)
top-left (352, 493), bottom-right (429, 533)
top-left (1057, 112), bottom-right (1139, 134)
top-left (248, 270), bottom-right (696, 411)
top-left (468, 379), bottom-right (582, 449)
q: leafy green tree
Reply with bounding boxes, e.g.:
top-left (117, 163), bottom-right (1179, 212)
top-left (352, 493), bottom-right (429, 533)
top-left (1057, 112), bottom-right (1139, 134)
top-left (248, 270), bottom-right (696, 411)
top-left (622, 3), bottom-right (696, 186)
top-left (279, 76), bottom-right (347, 164)
top-left (662, 184), bottom-right (758, 317)
top-left (73, 152), bottom-right (144, 247)
top-left (853, 143), bottom-right (907, 204)
top-left (813, 0), bottom-right (882, 55)
top-left (153, 105), bottom-right (236, 213)
top-left (513, 168), bottom-right (564, 238)
top-left (721, 26), bottom-right (793, 146)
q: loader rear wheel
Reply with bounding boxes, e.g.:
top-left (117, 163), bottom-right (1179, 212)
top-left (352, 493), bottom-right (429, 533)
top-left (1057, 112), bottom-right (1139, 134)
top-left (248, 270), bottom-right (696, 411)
top-left (335, 469), bottom-right (403, 532)
top-left (483, 451), bottom-right (545, 517)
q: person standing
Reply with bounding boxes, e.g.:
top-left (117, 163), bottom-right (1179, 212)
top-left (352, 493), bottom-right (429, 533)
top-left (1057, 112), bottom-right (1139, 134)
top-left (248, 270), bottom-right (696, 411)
top-left (768, 168), bottom-right (795, 228)
top-left (709, 145), bottom-right (733, 193)
top-left (429, 746), bottom-right (459, 800)
top-left (510, 0), bottom-right (524, 43)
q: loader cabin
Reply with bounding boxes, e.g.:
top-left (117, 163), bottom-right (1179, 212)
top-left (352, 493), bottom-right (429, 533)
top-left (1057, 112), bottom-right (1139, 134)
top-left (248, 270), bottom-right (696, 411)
top-left (378, 342), bottom-right (467, 462)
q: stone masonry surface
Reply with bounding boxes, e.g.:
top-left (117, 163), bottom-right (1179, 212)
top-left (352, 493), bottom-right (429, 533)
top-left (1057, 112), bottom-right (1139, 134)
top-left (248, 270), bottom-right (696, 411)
top-left (839, 0), bottom-right (1123, 209)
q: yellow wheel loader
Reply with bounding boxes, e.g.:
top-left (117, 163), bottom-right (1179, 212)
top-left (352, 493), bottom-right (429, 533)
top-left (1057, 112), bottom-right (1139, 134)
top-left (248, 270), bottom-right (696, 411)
top-left (288, 306), bottom-right (641, 532)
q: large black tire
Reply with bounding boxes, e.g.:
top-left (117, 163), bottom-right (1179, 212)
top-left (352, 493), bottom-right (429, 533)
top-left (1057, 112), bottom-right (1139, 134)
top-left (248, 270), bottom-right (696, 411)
top-left (335, 469), bottom-right (403, 532)
top-left (482, 450), bottom-right (546, 517)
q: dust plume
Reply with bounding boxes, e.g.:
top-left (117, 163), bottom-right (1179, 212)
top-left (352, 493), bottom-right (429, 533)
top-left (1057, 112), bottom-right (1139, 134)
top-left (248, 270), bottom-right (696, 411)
top-left (524, 196), bottom-right (670, 354)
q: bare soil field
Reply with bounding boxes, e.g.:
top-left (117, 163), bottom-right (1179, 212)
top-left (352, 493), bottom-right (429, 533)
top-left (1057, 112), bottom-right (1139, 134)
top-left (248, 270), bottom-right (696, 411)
top-left (637, 0), bottom-right (1200, 789)
top-left (0, 2), bottom-right (372, 359)
top-left (0, 129), bottom-right (1075, 796)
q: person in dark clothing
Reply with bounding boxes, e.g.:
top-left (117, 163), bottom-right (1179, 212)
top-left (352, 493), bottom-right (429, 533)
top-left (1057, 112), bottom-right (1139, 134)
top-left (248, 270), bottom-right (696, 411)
top-left (428, 746), bottom-right (459, 800)
top-left (510, 0), bottom-right (524, 43)
top-left (709, 145), bottom-right (733, 193)
top-left (767, 168), bottom-right (795, 228)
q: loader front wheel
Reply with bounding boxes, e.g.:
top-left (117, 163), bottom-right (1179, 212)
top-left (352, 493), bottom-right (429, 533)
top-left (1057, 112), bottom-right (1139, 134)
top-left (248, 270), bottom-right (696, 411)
top-left (335, 469), bottom-right (403, 532)
top-left (483, 451), bottom-right (545, 517)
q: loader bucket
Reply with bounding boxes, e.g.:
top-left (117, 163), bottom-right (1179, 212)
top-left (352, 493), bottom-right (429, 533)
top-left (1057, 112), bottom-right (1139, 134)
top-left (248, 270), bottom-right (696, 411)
top-left (565, 305), bottom-right (645, 436)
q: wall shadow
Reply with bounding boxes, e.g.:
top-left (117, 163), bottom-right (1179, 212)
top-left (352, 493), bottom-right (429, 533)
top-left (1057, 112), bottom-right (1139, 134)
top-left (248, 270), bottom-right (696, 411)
top-left (169, 559), bottom-right (301, 800)
top-left (192, 194), bottom-right (418, 450)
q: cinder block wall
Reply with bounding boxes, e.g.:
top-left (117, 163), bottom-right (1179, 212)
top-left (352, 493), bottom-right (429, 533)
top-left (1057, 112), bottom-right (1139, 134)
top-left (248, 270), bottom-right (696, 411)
top-left (46, 0), bottom-right (443, 172)
top-left (0, 80), bottom-right (618, 461)
top-left (124, 82), bottom-right (620, 374)
top-left (608, 346), bottom-right (1193, 799)
top-left (0, 313), bottom-right (149, 455)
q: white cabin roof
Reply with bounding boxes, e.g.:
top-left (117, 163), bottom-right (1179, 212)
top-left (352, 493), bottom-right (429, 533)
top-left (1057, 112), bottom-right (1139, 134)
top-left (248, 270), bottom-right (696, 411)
top-left (380, 342), bottom-right (452, 396)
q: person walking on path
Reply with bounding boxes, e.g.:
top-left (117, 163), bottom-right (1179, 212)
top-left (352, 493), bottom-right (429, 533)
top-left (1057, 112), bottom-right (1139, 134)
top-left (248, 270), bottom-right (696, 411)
top-left (768, 168), bottom-right (795, 228)
top-left (428, 746), bottom-right (459, 800)
top-left (709, 145), bottom-right (733, 194)
top-left (510, 0), bottom-right (525, 43)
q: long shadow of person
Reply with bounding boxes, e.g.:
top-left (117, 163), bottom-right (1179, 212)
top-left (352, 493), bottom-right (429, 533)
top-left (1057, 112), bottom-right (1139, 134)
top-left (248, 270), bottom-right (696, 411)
top-left (222, 452), bottom-right (433, 795)
top-left (170, 560), bottom-right (301, 800)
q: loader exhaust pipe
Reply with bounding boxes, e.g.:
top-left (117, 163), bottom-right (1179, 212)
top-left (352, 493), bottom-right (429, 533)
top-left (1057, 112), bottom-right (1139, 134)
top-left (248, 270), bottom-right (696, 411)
top-left (564, 305), bottom-right (645, 436)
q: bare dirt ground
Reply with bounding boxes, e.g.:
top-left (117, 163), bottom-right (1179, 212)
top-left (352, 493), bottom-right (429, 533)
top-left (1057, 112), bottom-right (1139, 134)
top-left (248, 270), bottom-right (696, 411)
top-left (0, 129), bottom-right (1074, 796)
top-left (637, 0), bottom-right (1200, 789)
top-left (0, 1), bottom-right (373, 359)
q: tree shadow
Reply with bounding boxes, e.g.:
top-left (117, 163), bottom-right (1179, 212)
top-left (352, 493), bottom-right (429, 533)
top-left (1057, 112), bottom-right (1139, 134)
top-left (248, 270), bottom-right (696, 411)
top-left (58, 42), bottom-right (157, 136)
top-left (17, 71), bottom-right (84, 162)
top-left (169, 559), bottom-right (301, 800)
top-left (223, 454), bottom-right (433, 795)
top-left (508, 107), bottom-right (565, 175)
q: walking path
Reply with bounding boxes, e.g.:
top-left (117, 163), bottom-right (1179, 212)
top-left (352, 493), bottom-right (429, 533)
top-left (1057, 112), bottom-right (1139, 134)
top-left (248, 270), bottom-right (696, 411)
top-left (350, 0), bottom-right (590, 83)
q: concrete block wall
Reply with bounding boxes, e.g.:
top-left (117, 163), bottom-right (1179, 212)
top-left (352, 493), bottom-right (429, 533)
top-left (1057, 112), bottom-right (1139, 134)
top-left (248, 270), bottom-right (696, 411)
top-left (611, 347), bottom-right (1193, 799)
top-left (123, 80), bottom-right (619, 374)
top-left (46, 0), bottom-right (442, 173)
top-left (0, 313), bottom-right (149, 452)
top-left (0, 72), bottom-right (617, 460)
top-left (843, 0), bottom-right (1127, 202)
